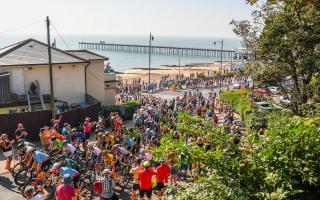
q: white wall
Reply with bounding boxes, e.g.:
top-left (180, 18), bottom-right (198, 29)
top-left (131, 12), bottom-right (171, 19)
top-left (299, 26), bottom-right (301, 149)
top-left (86, 60), bottom-right (116, 106)
top-left (23, 64), bottom-right (86, 105)
top-left (86, 60), bottom-right (105, 105)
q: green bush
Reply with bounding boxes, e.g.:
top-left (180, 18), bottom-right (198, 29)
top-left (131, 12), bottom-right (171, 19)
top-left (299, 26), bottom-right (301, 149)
top-left (102, 100), bottom-right (140, 120)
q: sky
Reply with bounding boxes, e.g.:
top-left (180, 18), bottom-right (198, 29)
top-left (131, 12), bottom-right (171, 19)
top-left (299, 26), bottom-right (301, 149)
top-left (0, 0), bottom-right (255, 38)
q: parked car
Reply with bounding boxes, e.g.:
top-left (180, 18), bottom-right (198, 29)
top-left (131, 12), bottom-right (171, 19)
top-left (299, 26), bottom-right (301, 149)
top-left (232, 83), bottom-right (241, 89)
top-left (268, 86), bottom-right (279, 94)
top-left (280, 95), bottom-right (291, 106)
top-left (254, 88), bottom-right (272, 95)
top-left (258, 102), bottom-right (274, 110)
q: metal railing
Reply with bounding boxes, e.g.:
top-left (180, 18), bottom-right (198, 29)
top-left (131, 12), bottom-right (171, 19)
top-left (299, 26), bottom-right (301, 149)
top-left (35, 80), bottom-right (46, 110)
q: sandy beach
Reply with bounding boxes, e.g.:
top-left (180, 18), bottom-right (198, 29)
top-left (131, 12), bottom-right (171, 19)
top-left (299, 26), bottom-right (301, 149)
top-left (117, 62), bottom-right (235, 83)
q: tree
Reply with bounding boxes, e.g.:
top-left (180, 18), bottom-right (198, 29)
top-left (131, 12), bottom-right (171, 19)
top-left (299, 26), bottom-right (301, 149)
top-left (231, 0), bottom-right (320, 114)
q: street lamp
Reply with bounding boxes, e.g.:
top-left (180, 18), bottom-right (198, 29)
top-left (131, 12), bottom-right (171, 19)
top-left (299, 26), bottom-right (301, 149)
top-left (148, 33), bottom-right (155, 95)
top-left (214, 39), bottom-right (224, 88)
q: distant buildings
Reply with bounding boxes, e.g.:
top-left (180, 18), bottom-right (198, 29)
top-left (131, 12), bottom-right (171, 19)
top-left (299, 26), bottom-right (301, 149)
top-left (0, 38), bottom-right (116, 114)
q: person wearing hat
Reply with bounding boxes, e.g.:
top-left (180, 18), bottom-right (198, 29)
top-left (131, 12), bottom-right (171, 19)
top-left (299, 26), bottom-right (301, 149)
top-left (51, 162), bottom-right (80, 189)
top-left (98, 168), bottom-right (116, 200)
top-left (55, 174), bottom-right (76, 200)
top-left (156, 158), bottom-right (170, 199)
top-left (138, 161), bottom-right (157, 200)
top-left (27, 147), bottom-right (50, 172)
top-left (130, 158), bottom-right (144, 200)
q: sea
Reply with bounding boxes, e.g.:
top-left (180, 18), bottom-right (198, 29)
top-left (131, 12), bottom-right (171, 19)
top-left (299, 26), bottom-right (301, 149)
top-left (0, 34), bottom-right (241, 72)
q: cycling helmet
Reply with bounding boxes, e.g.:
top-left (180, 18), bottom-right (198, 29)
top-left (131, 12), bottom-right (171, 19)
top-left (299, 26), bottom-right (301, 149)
top-left (62, 174), bottom-right (72, 184)
top-left (71, 128), bottom-right (77, 132)
top-left (26, 147), bottom-right (35, 154)
top-left (143, 161), bottom-right (151, 167)
top-left (52, 162), bottom-right (61, 170)
top-left (103, 168), bottom-right (111, 174)
top-left (135, 158), bottom-right (142, 164)
top-left (87, 142), bottom-right (94, 148)
top-left (59, 155), bottom-right (66, 161)
top-left (62, 140), bottom-right (69, 145)
top-left (17, 139), bottom-right (24, 146)
top-left (139, 148), bottom-right (145, 154)
top-left (159, 158), bottom-right (165, 163)
top-left (51, 136), bottom-right (57, 141)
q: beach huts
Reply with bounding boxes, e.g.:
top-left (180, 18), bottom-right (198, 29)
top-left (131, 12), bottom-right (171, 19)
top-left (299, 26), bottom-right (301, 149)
top-left (0, 38), bottom-right (116, 114)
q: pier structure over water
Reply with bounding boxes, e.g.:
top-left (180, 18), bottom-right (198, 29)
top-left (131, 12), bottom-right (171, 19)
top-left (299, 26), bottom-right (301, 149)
top-left (79, 42), bottom-right (252, 60)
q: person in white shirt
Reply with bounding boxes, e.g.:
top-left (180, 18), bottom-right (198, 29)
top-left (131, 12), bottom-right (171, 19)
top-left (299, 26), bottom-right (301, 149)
top-left (62, 140), bottom-right (76, 156)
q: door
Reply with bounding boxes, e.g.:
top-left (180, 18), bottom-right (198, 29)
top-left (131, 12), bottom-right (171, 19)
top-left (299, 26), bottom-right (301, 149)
top-left (10, 68), bottom-right (25, 95)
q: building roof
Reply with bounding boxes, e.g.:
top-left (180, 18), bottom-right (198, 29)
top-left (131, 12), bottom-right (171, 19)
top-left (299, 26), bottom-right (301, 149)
top-left (0, 38), bottom-right (88, 67)
top-left (66, 50), bottom-right (109, 61)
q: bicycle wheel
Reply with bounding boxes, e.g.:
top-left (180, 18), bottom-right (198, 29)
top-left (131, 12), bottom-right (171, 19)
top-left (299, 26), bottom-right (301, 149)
top-left (14, 167), bottom-right (32, 186)
top-left (79, 177), bottom-right (93, 200)
top-left (12, 162), bottom-right (25, 177)
top-left (21, 180), bottom-right (34, 198)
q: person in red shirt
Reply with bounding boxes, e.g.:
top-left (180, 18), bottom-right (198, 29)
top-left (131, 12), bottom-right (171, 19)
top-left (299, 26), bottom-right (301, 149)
top-left (138, 161), bottom-right (157, 200)
top-left (156, 158), bottom-right (170, 199)
top-left (56, 174), bottom-right (76, 200)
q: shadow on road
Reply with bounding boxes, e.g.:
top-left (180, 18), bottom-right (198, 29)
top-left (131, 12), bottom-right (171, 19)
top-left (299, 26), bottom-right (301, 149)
top-left (0, 175), bottom-right (21, 194)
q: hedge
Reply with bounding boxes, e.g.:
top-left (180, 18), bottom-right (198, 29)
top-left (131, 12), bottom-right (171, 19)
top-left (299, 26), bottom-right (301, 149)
top-left (102, 100), bottom-right (140, 120)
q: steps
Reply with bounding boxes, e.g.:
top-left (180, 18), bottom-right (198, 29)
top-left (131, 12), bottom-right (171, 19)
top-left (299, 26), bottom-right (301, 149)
top-left (27, 80), bottom-right (46, 111)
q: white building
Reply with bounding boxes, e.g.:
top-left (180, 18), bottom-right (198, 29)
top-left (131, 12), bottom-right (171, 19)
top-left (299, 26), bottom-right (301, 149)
top-left (0, 38), bottom-right (116, 114)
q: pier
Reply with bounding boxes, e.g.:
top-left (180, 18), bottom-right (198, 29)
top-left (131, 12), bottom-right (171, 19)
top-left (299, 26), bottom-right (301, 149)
top-left (79, 42), bottom-right (252, 60)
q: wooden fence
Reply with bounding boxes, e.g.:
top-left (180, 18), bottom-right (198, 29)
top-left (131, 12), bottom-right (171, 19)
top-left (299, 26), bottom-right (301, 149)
top-left (0, 102), bottom-right (101, 141)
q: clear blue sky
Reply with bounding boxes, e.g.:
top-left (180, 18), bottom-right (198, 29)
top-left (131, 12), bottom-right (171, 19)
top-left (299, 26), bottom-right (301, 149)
top-left (1, 0), bottom-right (254, 37)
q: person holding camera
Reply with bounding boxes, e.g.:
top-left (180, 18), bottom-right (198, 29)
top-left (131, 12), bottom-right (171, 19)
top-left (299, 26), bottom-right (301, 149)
top-left (15, 123), bottom-right (28, 141)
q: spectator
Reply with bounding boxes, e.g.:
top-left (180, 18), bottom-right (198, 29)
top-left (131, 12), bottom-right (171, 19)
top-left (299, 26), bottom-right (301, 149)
top-left (55, 174), bottom-right (76, 200)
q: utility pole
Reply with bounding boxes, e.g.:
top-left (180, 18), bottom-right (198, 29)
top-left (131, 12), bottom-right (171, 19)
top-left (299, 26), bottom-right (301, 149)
top-left (178, 58), bottom-right (181, 80)
top-left (46, 16), bottom-right (55, 118)
top-left (148, 33), bottom-right (154, 95)
top-left (214, 39), bottom-right (224, 87)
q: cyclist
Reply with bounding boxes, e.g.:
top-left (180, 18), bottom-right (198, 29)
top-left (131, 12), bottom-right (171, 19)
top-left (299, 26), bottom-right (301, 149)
top-left (51, 163), bottom-right (80, 189)
top-left (26, 147), bottom-right (51, 172)
top-left (102, 150), bottom-right (116, 171)
top-left (130, 158), bottom-right (143, 200)
top-left (87, 142), bottom-right (102, 164)
top-left (138, 161), bottom-right (157, 200)
top-left (59, 155), bottom-right (80, 172)
top-left (49, 136), bottom-right (63, 153)
top-left (62, 140), bottom-right (76, 157)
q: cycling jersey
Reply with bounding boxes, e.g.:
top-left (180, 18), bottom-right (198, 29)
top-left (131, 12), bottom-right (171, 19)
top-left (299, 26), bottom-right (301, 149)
top-left (33, 151), bottom-right (49, 163)
top-left (91, 147), bottom-right (102, 156)
top-left (64, 144), bottom-right (76, 154)
top-left (24, 141), bottom-right (36, 147)
top-left (61, 159), bottom-right (79, 170)
top-left (61, 167), bottom-right (79, 177)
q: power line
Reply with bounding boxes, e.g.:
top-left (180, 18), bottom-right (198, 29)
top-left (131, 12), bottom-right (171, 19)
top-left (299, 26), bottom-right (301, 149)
top-left (0, 20), bottom-right (43, 35)
top-left (51, 22), bottom-right (71, 50)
